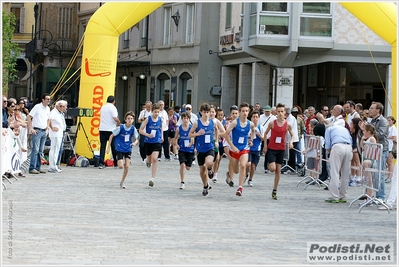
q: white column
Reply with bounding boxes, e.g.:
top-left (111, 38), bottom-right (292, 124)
top-left (273, 68), bottom-right (294, 107)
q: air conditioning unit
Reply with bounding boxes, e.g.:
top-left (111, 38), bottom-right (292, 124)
top-left (210, 86), bottom-right (222, 96)
top-left (259, 24), bottom-right (266, 34)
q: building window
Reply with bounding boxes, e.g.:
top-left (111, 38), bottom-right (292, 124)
top-left (58, 6), bottom-right (74, 49)
top-left (163, 7), bottom-right (171, 45)
top-left (123, 30), bottom-right (130, 49)
top-left (185, 4), bottom-right (195, 43)
top-left (179, 72), bottom-right (193, 106)
top-left (10, 7), bottom-right (22, 33)
top-left (225, 3), bottom-right (232, 29)
top-left (158, 73), bottom-right (171, 107)
top-left (259, 2), bottom-right (289, 35)
top-left (261, 2), bottom-right (287, 12)
top-left (141, 16), bottom-right (148, 47)
top-left (300, 2), bottom-right (332, 37)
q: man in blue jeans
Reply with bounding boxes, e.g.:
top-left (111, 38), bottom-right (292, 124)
top-left (369, 101), bottom-right (389, 202)
top-left (27, 93), bottom-right (51, 174)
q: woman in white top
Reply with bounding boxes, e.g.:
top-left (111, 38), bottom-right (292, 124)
top-left (385, 116), bottom-right (397, 183)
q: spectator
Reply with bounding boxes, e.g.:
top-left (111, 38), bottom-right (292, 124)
top-left (348, 118), bottom-right (362, 186)
top-left (98, 95), bottom-right (121, 169)
top-left (284, 107), bottom-right (299, 174)
top-left (176, 104), bottom-right (198, 126)
top-left (355, 103), bottom-right (363, 114)
top-left (157, 100), bottom-right (170, 161)
top-left (27, 93), bottom-right (51, 174)
top-left (385, 116), bottom-right (397, 183)
top-left (138, 101), bottom-right (152, 163)
top-left (324, 124), bottom-right (353, 203)
top-left (48, 100), bottom-right (67, 173)
top-left (368, 101), bottom-right (389, 203)
top-left (2, 96), bottom-right (8, 128)
top-left (167, 107), bottom-right (178, 158)
top-left (316, 105), bottom-right (346, 128)
top-left (344, 100), bottom-right (360, 125)
top-left (291, 106), bottom-right (305, 166)
top-left (305, 106), bottom-right (316, 134)
top-left (259, 105), bottom-right (276, 173)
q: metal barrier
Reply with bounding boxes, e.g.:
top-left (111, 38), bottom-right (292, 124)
top-left (296, 135), bottom-right (328, 189)
top-left (349, 142), bottom-right (390, 213)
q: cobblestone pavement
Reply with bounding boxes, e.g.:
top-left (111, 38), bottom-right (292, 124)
top-left (2, 147), bottom-right (397, 265)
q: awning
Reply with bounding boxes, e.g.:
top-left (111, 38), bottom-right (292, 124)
top-left (20, 63), bottom-right (43, 81)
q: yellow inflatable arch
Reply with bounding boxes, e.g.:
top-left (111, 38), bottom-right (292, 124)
top-left (76, 2), bottom-right (396, 157)
top-left (76, 2), bottom-right (163, 157)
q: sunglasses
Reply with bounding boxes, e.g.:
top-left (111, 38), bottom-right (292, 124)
top-left (3, 100), bottom-right (7, 103)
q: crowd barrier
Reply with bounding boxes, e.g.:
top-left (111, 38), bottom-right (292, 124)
top-left (1, 127), bottom-right (26, 190)
top-left (349, 142), bottom-right (391, 213)
top-left (296, 135), bottom-right (328, 189)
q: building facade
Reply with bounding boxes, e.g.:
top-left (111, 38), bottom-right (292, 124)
top-left (218, 2), bottom-right (393, 114)
top-left (5, 2), bottom-right (394, 118)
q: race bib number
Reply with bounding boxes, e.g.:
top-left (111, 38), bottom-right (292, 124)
top-left (205, 135), bottom-right (211, 143)
top-left (275, 137), bottom-right (282, 143)
top-left (184, 140), bottom-right (190, 147)
top-left (124, 134), bottom-right (129, 142)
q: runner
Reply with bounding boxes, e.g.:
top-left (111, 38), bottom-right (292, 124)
top-left (246, 110), bottom-right (265, 187)
top-left (263, 103), bottom-right (294, 200)
top-left (139, 103), bottom-right (163, 187)
top-left (189, 103), bottom-right (225, 196)
top-left (173, 112), bottom-right (195, 189)
top-left (106, 111), bottom-right (139, 189)
top-left (223, 102), bottom-right (256, 196)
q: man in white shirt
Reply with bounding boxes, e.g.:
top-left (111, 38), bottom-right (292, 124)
top-left (99, 95), bottom-right (120, 169)
top-left (343, 100), bottom-right (360, 126)
top-left (48, 100), bottom-right (67, 173)
top-left (157, 100), bottom-right (170, 161)
top-left (285, 107), bottom-right (299, 174)
top-left (27, 93), bottom-right (51, 174)
top-left (316, 105), bottom-right (346, 128)
top-left (259, 105), bottom-right (276, 173)
top-left (176, 104), bottom-right (198, 126)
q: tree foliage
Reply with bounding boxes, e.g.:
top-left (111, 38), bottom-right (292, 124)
top-left (2, 10), bottom-right (22, 92)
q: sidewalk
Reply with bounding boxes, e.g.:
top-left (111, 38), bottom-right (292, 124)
top-left (2, 146), bottom-right (397, 265)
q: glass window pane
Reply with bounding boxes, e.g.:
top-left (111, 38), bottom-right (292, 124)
top-left (261, 2), bottom-right (287, 12)
top-left (259, 15), bottom-right (289, 35)
top-left (303, 3), bottom-right (330, 14)
top-left (250, 3), bottom-right (257, 14)
top-left (250, 15), bottom-right (257, 35)
top-left (226, 3), bottom-right (232, 29)
top-left (300, 17), bottom-right (331, 36)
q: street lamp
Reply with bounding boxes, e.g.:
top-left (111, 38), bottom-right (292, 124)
top-left (25, 29), bottom-right (53, 100)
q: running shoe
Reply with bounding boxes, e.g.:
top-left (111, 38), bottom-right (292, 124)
top-left (208, 169), bottom-right (214, 179)
top-left (325, 197), bottom-right (339, 203)
top-left (149, 178), bottom-right (154, 187)
top-left (225, 172), bottom-right (234, 187)
top-left (146, 161), bottom-right (151, 168)
top-left (271, 191), bottom-right (278, 200)
top-left (120, 182), bottom-right (126, 189)
top-left (236, 186), bottom-right (243, 196)
top-left (179, 182), bottom-right (185, 190)
top-left (248, 180), bottom-right (253, 187)
top-left (202, 184), bottom-right (212, 196)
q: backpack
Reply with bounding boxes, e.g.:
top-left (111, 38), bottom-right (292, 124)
top-left (68, 155), bottom-right (79, 166)
top-left (74, 156), bottom-right (90, 167)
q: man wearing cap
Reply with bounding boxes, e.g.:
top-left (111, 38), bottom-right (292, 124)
top-left (177, 104), bottom-right (198, 126)
top-left (259, 105), bottom-right (276, 173)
